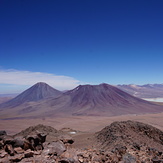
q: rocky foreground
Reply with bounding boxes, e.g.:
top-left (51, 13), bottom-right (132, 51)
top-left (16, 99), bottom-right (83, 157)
top-left (0, 121), bottom-right (163, 163)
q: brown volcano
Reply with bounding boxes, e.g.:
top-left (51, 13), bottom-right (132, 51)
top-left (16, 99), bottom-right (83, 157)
top-left (44, 83), bottom-right (163, 116)
top-left (0, 82), bottom-right (62, 109)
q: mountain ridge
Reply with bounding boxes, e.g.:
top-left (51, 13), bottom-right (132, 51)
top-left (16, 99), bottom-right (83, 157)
top-left (116, 84), bottom-right (163, 98)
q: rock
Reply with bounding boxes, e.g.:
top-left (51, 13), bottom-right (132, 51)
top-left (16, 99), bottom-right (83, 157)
top-left (0, 141), bottom-right (3, 150)
top-left (59, 158), bottom-right (78, 163)
top-left (37, 133), bottom-right (47, 143)
top-left (14, 147), bottom-right (24, 154)
top-left (23, 139), bottom-right (34, 150)
top-left (133, 143), bottom-right (141, 150)
top-left (60, 148), bottom-right (79, 163)
top-left (24, 149), bottom-right (34, 158)
top-left (78, 156), bottom-right (84, 163)
top-left (0, 131), bottom-right (6, 136)
top-left (0, 157), bottom-right (9, 163)
top-left (35, 144), bottom-right (43, 150)
top-left (43, 141), bottom-right (66, 156)
top-left (122, 153), bottom-right (136, 163)
top-left (60, 135), bottom-right (74, 144)
top-left (0, 150), bottom-right (7, 158)
top-left (4, 144), bottom-right (14, 156)
top-left (25, 133), bottom-right (45, 150)
top-left (26, 135), bottom-right (39, 149)
top-left (13, 137), bottom-right (24, 148)
top-left (2, 135), bottom-right (14, 145)
top-left (8, 154), bottom-right (24, 162)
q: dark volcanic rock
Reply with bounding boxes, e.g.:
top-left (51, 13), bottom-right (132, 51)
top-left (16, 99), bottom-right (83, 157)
top-left (4, 144), bottom-right (14, 156)
top-left (0, 131), bottom-right (6, 136)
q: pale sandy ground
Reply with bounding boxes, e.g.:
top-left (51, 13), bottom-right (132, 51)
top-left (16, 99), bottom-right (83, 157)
top-left (0, 112), bottom-right (163, 135)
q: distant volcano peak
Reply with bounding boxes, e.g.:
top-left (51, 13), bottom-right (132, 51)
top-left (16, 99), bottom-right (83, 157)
top-left (0, 82), bottom-right (62, 108)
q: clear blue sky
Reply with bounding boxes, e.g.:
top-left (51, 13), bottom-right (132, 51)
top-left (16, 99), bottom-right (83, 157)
top-left (0, 0), bottom-right (163, 93)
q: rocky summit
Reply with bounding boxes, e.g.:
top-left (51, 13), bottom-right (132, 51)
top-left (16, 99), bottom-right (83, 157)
top-left (0, 121), bottom-right (163, 163)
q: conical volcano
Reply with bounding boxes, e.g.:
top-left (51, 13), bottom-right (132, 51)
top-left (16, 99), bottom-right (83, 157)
top-left (0, 82), bottom-right (62, 108)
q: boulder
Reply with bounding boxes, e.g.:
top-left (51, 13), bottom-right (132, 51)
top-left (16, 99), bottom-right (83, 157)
top-left (4, 144), bottom-right (14, 156)
top-left (25, 133), bottom-right (45, 150)
top-left (37, 133), bottom-right (47, 143)
top-left (13, 138), bottom-right (24, 148)
top-left (23, 139), bottom-right (34, 150)
top-left (2, 135), bottom-right (15, 145)
top-left (43, 141), bottom-right (66, 156)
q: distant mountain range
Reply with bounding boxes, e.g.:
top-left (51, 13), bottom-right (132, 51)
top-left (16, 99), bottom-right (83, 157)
top-left (116, 84), bottom-right (163, 98)
top-left (0, 82), bottom-right (162, 119)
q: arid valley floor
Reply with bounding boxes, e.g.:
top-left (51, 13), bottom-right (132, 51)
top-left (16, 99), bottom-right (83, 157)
top-left (1, 112), bottom-right (163, 135)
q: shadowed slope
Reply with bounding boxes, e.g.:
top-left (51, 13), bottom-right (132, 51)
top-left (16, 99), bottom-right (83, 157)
top-left (0, 82), bottom-right (62, 108)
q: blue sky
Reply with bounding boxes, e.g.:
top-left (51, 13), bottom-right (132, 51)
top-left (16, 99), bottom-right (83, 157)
top-left (0, 0), bottom-right (163, 93)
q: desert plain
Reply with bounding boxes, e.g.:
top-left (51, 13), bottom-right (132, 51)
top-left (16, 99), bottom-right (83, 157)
top-left (1, 112), bottom-right (163, 135)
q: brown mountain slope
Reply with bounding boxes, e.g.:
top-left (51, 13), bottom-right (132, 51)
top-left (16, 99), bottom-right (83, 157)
top-left (1, 83), bottom-right (162, 119)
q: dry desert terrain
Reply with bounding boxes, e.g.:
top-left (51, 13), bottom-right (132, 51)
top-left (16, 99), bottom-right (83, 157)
top-left (1, 112), bottom-right (163, 135)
